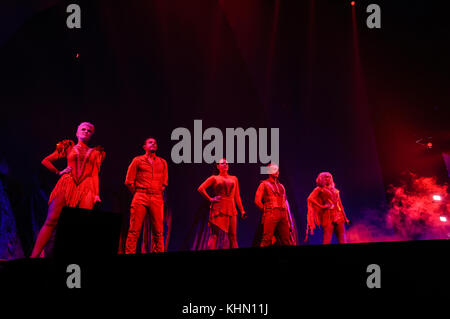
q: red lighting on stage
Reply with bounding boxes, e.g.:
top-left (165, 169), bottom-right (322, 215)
top-left (440, 216), bottom-right (447, 222)
top-left (75, 53), bottom-right (79, 59)
top-left (433, 194), bottom-right (442, 201)
top-left (351, 1), bottom-right (355, 6)
top-left (427, 142), bottom-right (433, 149)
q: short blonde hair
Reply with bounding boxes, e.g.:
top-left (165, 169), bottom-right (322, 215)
top-left (77, 122), bottom-right (95, 133)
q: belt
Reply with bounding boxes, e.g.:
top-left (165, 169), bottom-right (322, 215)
top-left (135, 187), bottom-right (162, 195)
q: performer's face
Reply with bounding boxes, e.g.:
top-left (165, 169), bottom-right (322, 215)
top-left (268, 164), bottom-right (279, 178)
top-left (144, 138), bottom-right (157, 152)
top-left (217, 159), bottom-right (229, 173)
top-left (76, 123), bottom-right (94, 143)
top-left (323, 174), bottom-right (333, 186)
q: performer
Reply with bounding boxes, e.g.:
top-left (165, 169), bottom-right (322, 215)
top-left (197, 158), bottom-right (246, 249)
top-left (306, 172), bottom-right (350, 244)
top-left (124, 137), bottom-right (168, 254)
top-left (31, 122), bottom-right (105, 258)
top-left (254, 163), bottom-right (292, 247)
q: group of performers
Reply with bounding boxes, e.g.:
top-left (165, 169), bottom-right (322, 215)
top-left (31, 122), bottom-right (350, 257)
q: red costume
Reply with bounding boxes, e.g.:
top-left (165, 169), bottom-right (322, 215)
top-left (31, 139), bottom-right (105, 258)
top-left (124, 154), bottom-right (168, 254)
top-left (306, 186), bottom-right (348, 244)
top-left (198, 174), bottom-right (244, 249)
top-left (45, 140), bottom-right (105, 208)
top-left (255, 178), bottom-right (292, 246)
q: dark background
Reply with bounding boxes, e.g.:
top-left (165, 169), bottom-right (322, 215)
top-left (0, 0), bottom-right (449, 255)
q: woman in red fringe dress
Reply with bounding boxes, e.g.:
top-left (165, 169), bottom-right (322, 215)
top-left (305, 172), bottom-right (350, 244)
top-left (197, 158), bottom-right (247, 249)
top-left (31, 122), bottom-right (105, 258)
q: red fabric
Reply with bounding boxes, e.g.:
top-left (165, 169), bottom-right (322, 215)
top-left (125, 192), bottom-right (165, 253)
top-left (255, 178), bottom-right (291, 246)
top-left (260, 208), bottom-right (291, 246)
top-left (124, 154), bottom-right (168, 253)
top-left (31, 140), bottom-right (105, 258)
top-left (322, 222), bottom-right (346, 244)
top-left (306, 186), bottom-right (348, 242)
top-left (208, 175), bottom-right (238, 233)
top-left (45, 141), bottom-right (105, 207)
top-left (125, 155), bottom-right (168, 194)
top-left (255, 179), bottom-right (288, 213)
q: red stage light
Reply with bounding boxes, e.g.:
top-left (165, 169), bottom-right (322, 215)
top-left (351, 1), bottom-right (355, 6)
top-left (75, 53), bottom-right (79, 58)
top-left (433, 195), bottom-right (442, 201)
top-left (427, 142), bottom-right (433, 148)
top-left (440, 216), bottom-right (447, 223)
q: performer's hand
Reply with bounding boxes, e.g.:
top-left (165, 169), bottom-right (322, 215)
top-left (94, 195), bottom-right (101, 203)
top-left (210, 195), bottom-right (222, 203)
top-left (324, 202), bottom-right (334, 209)
top-left (345, 219), bottom-right (351, 225)
top-left (241, 211), bottom-right (248, 220)
top-left (59, 166), bottom-right (72, 176)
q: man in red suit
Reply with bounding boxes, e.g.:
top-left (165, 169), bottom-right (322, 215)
top-left (125, 137), bottom-right (168, 253)
top-left (254, 163), bottom-right (292, 246)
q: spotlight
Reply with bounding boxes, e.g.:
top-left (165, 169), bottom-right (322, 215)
top-left (351, 1), bottom-right (355, 6)
top-left (433, 195), bottom-right (442, 201)
top-left (75, 53), bottom-right (79, 59)
top-left (440, 216), bottom-right (447, 222)
top-left (426, 142), bottom-right (433, 149)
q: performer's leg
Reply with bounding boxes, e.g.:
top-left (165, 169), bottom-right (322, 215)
top-left (322, 223), bottom-right (334, 245)
top-left (276, 210), bottom-right (292, 246)
top-left (148, 196), bottom-right (164, 253)
top-left (31, 197), bottom-right (65, 258)
top-left (228, 215), bottom-right (238, 249)
top-left (141, 214), bottom-right (151, 253)
top-left (207, 225), bottom-right (219, 249)
top-left (125, 196), bottom-right (148, 254)
top-left (335, 222), bottom-right (346, 244)
top-left (261, 212), bottom-right (277, 247)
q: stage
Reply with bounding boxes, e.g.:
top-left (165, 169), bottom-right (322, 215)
top-left (1, 240), bottom-right (447, 312)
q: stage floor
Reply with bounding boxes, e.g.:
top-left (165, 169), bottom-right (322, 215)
top-left (1, 240), bottom-right (447, 313)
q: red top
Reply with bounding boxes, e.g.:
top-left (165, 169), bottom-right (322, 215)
top-left (125, 154), bottom-right (168, 194)
top-left (255, 178), bottom-right (288, 213)
top-left (42, 140), bottom-right (105, 196)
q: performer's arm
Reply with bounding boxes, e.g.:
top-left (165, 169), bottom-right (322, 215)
top-left (197, 176), bottom-right (216, 202)
top-left (234, 177), bottom-right (247, 218)
top-left (125, 158), bottom-right (138, 194)
top-left (162, 159), bottom-right (168, 191)
top-left (41, 151), bottom-right (62, 175)
top-left (41, 140), bottom-right (73, 175)
top-left (92, 148), bottom-right (105, 202)
top-left (308, 193), bottom-right (328, 209)
top-left (254, 183), bottom-right (265, 212)
top-left (338, 193), bottom-right (350, 223)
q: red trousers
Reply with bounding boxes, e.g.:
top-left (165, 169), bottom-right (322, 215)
top-left (260, 208), bottom-right (291, 247)
top-left (322, 222), bottom-right (346, 244)
top-left (125, 192), bottom-right (164, 254)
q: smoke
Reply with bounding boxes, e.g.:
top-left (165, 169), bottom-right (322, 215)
top-left (387, 174), bottom-right (449, 240)
top-left (346, 173), bottom-right (449, 243)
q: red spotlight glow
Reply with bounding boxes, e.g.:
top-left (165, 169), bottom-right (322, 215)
top-left (75, 53), bottom-right (79, 59)
top-left (427, 142), bottom-right (433, 148)
top-left (433, 195), bottom-right (442, 201)
top-left (440, 216), bottom-right (447, 222)
top-left (351, 1), bottom-right (355, 6)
